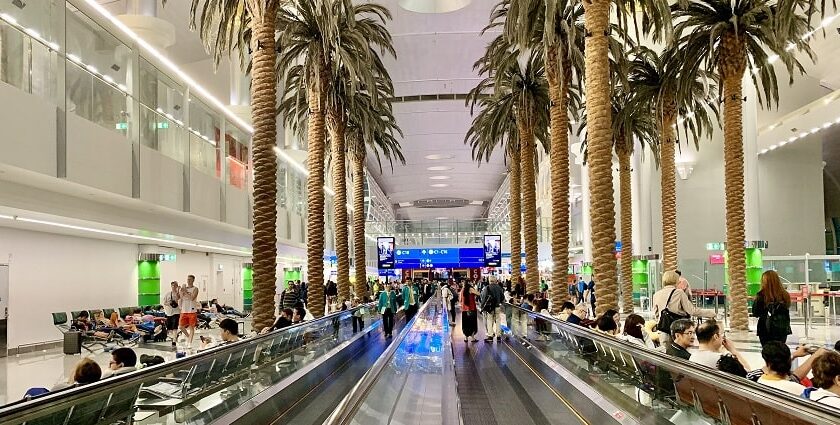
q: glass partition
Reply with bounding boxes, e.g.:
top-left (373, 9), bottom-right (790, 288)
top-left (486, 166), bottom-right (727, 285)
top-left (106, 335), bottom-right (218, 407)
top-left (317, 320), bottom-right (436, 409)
top-left (225, 123), bottom-right (250, 189)
top-left (188, 96), bottom-right (221, 178)
top-left (503, 304), bottom-right (840, 425)
top-left (0, 304), bottom-right (380, 425)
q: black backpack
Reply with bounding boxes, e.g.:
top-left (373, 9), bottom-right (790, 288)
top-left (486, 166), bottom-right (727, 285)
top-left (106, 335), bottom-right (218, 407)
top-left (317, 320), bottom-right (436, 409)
top-left (481, 288), bottom-right (498, 313)
top-left (764, 302), bottom-right (792, 337)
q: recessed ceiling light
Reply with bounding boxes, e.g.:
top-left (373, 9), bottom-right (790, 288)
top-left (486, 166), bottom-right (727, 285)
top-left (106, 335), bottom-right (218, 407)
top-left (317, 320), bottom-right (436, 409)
top-left (425, 154), bottom-right (454, 160)
top-left (427, 166), bottom-right (453, 171)
top-left (435, 216), bottom-right (449, 220)
top-left (429, 175), bottom-right (450, 180)
top-left (430, 183), bottom-right (449, 188)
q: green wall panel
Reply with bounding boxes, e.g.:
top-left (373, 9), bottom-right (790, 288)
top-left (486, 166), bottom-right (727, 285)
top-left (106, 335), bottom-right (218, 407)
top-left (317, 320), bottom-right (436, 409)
top-left (242, 265), bottom-right (254, 312)
top-left (632, 259), bottom-right (649, 301)
top-left (137, 260), bottom-right (161, 306)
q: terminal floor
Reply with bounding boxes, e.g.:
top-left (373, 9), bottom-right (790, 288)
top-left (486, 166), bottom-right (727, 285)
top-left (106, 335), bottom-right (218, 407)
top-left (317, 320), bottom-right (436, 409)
top-left (0, 323), bottom-right (250, 406)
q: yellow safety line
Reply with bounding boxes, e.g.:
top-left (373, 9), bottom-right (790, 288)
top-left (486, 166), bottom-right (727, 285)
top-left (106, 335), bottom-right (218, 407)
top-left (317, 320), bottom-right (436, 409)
top-left (504, 340), bottom-right (591, 425)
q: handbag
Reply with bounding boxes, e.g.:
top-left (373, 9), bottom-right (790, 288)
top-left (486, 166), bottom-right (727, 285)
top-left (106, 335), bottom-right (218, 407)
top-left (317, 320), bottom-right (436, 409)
top-left (656, 289), bottom-right (689, 333)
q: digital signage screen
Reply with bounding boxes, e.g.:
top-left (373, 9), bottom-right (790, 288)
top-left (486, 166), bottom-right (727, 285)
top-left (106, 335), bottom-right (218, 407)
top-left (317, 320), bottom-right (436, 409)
top-left (377, 236), bottom-right (395, 269)
top-left (483, 235), bottom-right (502, 267)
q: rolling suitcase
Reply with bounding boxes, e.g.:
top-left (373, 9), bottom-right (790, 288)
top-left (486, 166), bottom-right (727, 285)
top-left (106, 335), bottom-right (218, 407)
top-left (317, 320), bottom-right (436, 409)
top-left (63, 331), bottom-right (82, 355)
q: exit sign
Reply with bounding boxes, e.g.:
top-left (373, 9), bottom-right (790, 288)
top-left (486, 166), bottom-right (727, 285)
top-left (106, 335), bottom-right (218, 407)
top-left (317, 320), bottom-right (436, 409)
top-left (706, 242), bottom-right (725, 251)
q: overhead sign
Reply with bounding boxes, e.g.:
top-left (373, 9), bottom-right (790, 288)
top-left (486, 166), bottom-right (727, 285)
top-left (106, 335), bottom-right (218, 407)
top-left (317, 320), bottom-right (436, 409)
top-left (377, 236), bottom-right (395, 269)
top-left (483, 235), bottom-right (502, 267)
top-left (395, 247), bottom-right (484, 268)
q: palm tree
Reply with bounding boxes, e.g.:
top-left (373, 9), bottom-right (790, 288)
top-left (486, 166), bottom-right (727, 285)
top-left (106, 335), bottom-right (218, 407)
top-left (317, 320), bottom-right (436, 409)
top-left (464, 86), bottom-right (522, 289)
top-left (501, 0), bottom-right (586, 311)
top-left (179, 0), bottom-right (282, 330)
top-left (612, 91), bottom-right (658, 313)
top-left (628, 46), bottom-right (718, 274)
top-left (470, 32), bottom-right (550, 295)
top-left (277, 0), bottom-right (395, 317)
top-left (323, 5), bottom-right (395, 305)
top-left (581, 0), bottom-right (670, 317)
top-left (673, 0), bottom-right (817, 329)
top-left (346, 78), bottom-right (404, 299)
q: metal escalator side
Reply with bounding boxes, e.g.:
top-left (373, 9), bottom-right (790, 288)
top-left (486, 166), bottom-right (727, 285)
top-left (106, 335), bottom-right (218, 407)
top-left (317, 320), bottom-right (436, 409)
top-left (0, 303), bottom-right (383, 425)
top-left (501, 303), bottom-right (840, 425)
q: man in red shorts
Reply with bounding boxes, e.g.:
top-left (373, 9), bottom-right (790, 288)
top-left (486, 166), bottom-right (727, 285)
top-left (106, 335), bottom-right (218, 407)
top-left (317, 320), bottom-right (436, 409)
top-left (178, 275), bottom-right (199, 347)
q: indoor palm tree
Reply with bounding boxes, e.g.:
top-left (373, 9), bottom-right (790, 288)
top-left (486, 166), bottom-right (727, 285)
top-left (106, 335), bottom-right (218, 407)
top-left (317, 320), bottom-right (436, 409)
top-left (277, 0), bottom-right (395, 317)
top-left (470, 32), bottom-right (550, 295)
top-left (582, 0), bottom-right (670, 317)
top-left (500, 0), bottom-right (586, 311)
top-left (179, 0), bottom-right (282, 330)
top-left (629, 46), bottom-right (718, 274)
top-left (673, 0), bottom-right (817, 330)
top-left (465, 87), bottom-right (523, 288)
top-left (346, 77), bottom-right (404, 299)
top-left (323, 4), bottom-right (395, 305)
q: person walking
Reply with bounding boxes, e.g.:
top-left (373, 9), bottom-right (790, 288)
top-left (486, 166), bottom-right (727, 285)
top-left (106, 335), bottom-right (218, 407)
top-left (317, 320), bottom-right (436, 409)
top-left (480, 277), bottom-right (504, 342)
top-left (163, 281), bottom-right (181, 346)
top-left (460, 281), bottom-right (480, 342)
top-left (281, 282), bottom-right (300, 310)
top-left (752, 270), bottom-right (792, 347)
top-left (378, 284), bottom-right (398, 337)
top-left (442, 283), bottom-right (456, 325)
top-left (576, 277), bottom-right (586, 305)
top-left (178, 275), bottom-right (199, 347)
top-left (653, 271), bottom-right (715, 347)
top-left (403, 280), bottom-right (420, 321)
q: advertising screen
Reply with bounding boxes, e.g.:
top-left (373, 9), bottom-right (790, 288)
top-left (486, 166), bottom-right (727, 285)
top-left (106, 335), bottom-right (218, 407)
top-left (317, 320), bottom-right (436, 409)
top-left (483, 235), bottom-right (502, 267)
top-left (377, 236), bottom-right (395, 269)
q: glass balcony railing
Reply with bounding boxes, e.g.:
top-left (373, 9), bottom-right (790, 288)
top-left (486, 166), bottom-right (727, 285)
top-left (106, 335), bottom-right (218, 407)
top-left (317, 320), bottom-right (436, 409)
top-left (0, 0), bottom-right (250, 190)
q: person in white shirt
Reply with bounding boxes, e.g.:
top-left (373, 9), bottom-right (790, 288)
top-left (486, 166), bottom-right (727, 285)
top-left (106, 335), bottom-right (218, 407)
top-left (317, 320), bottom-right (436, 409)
top-left (163, 281), bottom-right (181, 346)
top-left (689, 320), bottom-right (750, 371)
top-left (756, 341), bottom-right (808, 395)
top-left (178, 275), bottom-right (200, 347)
top-left (807, 350), bottom-right (840, 409)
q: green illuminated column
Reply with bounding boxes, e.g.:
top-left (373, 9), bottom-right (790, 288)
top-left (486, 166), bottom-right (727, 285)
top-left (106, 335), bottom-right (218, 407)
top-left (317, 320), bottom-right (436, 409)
top-left (242, 263), bottom-right (253, 312)
top-left (582, 262), bottom-right (593, 277)
top-left (138, 260), bottom-right (161, 306)
top-left (723, 242), bottom-right (765, 304)
top-left (632, 258), bottom-right (649, 302)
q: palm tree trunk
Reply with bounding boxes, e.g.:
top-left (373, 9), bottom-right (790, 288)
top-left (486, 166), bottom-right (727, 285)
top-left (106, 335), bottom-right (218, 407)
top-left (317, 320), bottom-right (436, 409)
top-left (306, 64), bottom-right (328, 319)
top-left (547, 45), bottom-right (571, 312)
top-left (352, 150), bottom-right (367, 299)
top-left (617, 140), bottom-right (633, 314)
top-left (328, 115), bottom-right (351, 304)
top-left (509, 147), bottom-right (522, 288)
top-left (248, 6), bottom-right (278, 330)
top-left (517, 106), bottom-right (539, 295)
top-left (660, 107), bottom-right (678, 272)
top-left (720, 32), bottom-right (748, 330)
top-left (583, 0), bottom-right (618, 315)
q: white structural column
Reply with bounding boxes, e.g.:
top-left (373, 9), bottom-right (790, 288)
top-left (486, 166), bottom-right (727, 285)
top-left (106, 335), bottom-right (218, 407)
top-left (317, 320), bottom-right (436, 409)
top-left (632, 140), bottom-right (649, 255)
top-left (572, 142), bottom-right (593, 262)
top-left (742, 73), bottom-right (761, 241)
top-left (115, 0), bottom-right (175, 51)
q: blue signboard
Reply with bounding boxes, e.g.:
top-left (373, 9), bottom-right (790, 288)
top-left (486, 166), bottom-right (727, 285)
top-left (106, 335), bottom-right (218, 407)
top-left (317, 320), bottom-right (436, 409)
top-left (394, 247), bottom-right (486, 268)
top-left (377, 236), bottom-right (396, 269)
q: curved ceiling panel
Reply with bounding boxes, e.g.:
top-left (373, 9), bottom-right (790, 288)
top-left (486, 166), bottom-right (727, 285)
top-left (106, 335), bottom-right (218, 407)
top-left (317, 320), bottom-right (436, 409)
top-left (398, 0), bottom-right (472, 14)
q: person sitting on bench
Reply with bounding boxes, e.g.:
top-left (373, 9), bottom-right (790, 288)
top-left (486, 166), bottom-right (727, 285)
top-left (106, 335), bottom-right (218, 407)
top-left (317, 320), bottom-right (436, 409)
top-left (51, 358), bottom-right (102, 391)
top-left (102, 347), bottom-right (137, 378)
top-left (199, 318), bottom-right (240, 351)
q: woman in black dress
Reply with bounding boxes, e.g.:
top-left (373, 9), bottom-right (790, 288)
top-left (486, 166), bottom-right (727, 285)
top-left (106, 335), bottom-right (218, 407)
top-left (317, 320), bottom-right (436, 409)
top-left (752, 270), bottom-right (792, 346)
top-left (460, 282), bottom-right (480, 342)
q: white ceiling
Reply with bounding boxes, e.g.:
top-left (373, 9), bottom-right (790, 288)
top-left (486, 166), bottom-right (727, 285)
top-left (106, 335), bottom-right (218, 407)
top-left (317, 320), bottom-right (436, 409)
top-left (95, 1), bottom-right (840, 222)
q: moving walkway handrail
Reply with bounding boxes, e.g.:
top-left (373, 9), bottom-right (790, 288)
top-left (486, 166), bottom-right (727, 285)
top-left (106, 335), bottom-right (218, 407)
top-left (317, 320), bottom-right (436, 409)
top-left (504, 303), bottom-right (840, 424)
top-left (0, 302), bottom-right (375, 421)
top-left (324, 297), bottom-right (439, 425)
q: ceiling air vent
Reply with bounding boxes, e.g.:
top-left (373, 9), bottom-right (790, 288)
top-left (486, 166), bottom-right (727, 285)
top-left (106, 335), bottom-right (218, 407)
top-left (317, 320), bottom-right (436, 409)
top-left (412, 198), bottom-right (470, 209)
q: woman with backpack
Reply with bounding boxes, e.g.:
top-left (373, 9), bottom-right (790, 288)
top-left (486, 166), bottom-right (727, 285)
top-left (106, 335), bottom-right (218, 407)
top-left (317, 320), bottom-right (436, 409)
top-left (460, 281), bottom-right (480, 342)
top-left (752, 270), bottom-right (792, 346)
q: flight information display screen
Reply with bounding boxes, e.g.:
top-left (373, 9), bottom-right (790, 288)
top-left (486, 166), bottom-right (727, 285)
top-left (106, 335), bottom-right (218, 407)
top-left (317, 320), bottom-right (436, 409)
top-left (394, 247), bottom-right (485, 268)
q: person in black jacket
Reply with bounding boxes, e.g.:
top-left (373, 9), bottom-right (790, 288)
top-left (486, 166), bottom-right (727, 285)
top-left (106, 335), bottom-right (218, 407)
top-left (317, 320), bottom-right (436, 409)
top-left (752, 270), bottom-right (792, 347)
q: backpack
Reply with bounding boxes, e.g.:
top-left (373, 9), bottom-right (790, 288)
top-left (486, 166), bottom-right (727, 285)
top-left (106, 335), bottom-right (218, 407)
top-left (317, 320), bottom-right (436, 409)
top-left (480, 287), bottom-right (498, 313)
top-left (764, 302), bottom-right (792, 337)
